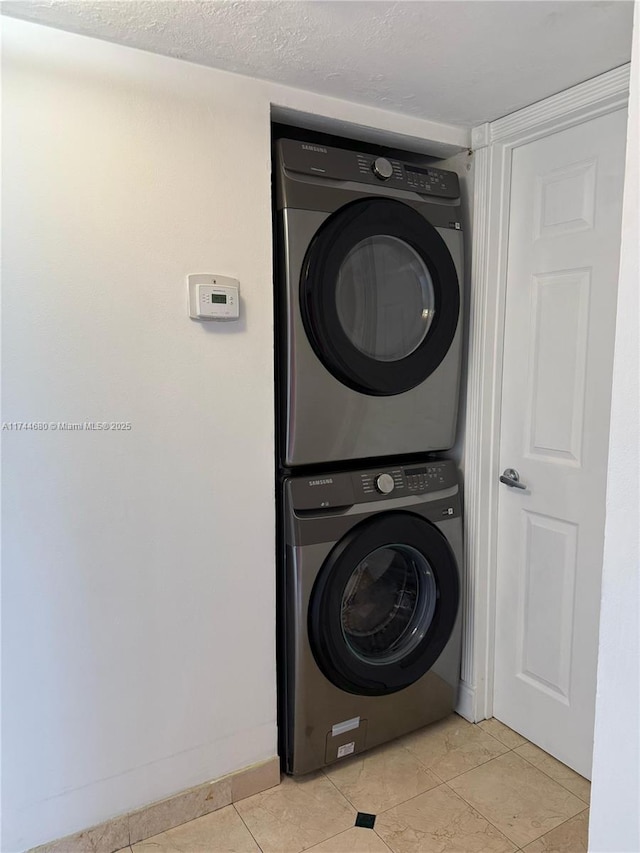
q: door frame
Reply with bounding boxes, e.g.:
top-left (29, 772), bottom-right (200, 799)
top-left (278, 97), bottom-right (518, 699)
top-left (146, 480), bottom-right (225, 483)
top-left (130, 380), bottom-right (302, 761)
top-left (458, 64), bottom-right (630, 723)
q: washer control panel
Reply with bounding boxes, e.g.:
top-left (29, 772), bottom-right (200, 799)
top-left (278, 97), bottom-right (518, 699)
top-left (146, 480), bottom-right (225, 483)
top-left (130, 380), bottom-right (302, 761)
top-left (279, 139), bottom-right (460, 199)
top-left (359, 461), bottom-right (454, 499)
top-left (289, 460), bottom-right (458, 512)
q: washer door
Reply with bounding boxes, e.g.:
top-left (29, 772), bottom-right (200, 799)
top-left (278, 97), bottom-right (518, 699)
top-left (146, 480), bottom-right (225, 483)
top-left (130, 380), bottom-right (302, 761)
top-left (300, 198), bottom-right (460, 396)
top-left (308, 511), bottom-right (460, 695)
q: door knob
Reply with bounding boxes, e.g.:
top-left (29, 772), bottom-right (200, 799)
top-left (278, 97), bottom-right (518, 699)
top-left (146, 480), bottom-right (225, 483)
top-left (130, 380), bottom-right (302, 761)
top-left (500, 468), bottom-right (527, 489)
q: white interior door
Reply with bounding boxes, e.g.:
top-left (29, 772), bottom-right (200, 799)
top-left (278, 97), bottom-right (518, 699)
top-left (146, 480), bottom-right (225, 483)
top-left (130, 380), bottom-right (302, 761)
top-left (493, 107), bottom-right (628, 778)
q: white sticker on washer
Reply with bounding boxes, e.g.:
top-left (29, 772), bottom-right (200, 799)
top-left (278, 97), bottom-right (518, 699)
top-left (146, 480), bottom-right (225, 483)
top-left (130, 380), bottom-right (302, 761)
top-left (332, 716), bottom-right (360, 737)
top-left (337, 741), bottom-right (355, 759)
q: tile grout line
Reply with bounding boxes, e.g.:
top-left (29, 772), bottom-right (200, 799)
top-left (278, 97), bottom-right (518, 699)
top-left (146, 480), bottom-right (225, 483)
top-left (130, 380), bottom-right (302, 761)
top-left (405, 743), bottom-right (509, 785)
top-left (332, 770), bottom-right (515, 853)
top-left (478, 719), bottom-right (591, 806)
top-left (319, 767), bottom-right (408, 851)
top-left (299, 822), bottom-right (356, 852)
top-left (518, 805), bottom-right (591, 852)
top-left (511, 748), bottom-right (592, 805)
top-left (396, 716), bottom-right (514, 783)
top-left (320, 716), bottom-right (511, 814)
top-left (369, 780), bottom-right (453, 818)
top-left (320, 766), bottom-right (360, 814)
top-left (395, 731), bottom-right (589, 851)
top-left (474, 720), bottom-right (526, 751)
top-left (324, 730), bottom-right (512, 818)
top-left (232, 802), bottom-right (265, 853)
top-left (323, 742), bottom-right (450, 818)
top-left (438, 778), bottom-right (520, 848)
top-left (441, 768), bottom-right (589, 850)
top-left (436, 731), bottom-right (548, 845)
top-left (294, 772), bottom-right (364, 852)
top-left (395, 740), bottom-right (447, 785)
top-left (438, 746), bottom-right (516, 784)
top-left (371, 826), bottom-right (394, 852)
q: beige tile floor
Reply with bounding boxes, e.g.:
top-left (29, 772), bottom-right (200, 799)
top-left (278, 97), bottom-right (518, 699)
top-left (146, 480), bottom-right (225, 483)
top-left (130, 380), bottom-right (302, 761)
top-left (125, 715), bottom-right (590, 853)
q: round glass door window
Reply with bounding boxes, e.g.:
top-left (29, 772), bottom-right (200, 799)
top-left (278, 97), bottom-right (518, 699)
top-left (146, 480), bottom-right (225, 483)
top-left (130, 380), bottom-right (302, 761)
top-left (300, 198), bottom-right (460, 395)
top-left (335, 236), bottom-right (436, 363)
top-left (340, 544), bottom-right (437, 665)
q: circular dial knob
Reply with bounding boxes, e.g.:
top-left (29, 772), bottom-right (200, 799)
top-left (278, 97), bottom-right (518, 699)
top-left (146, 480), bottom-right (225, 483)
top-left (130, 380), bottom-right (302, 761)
top-left (375, 473), bottom-right (395, 494)
top-left (372, 157), bottom-right (394, 181)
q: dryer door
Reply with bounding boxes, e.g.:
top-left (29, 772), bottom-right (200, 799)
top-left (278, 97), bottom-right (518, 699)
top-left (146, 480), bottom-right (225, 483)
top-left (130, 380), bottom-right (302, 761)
top-left (301, 198), bottom-right (460, 396)
top-left (308, 510), bottom-right (460, 695)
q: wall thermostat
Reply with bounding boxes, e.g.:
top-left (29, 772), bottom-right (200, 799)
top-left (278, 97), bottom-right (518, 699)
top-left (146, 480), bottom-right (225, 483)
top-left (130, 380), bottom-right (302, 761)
top-left (188, 274), bottom-right (240, 320)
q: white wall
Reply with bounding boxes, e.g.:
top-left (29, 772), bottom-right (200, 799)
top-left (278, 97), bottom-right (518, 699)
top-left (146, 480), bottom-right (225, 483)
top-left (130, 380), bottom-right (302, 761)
top-left (589, 7), bottom-right (640, 852)
top-left (0, 18), bottom-right (468, 851)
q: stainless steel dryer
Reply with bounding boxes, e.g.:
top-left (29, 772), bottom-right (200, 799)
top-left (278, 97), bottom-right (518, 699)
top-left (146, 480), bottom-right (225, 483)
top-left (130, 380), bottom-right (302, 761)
top-left (275, 138), bottom-right (464, 467)
top-left (280, 458), bottom-right (463, 775)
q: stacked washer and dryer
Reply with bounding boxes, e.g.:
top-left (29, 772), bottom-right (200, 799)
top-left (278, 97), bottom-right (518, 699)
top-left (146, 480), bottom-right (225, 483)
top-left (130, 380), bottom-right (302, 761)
top-left (274, 137), bottom-right (465, 775)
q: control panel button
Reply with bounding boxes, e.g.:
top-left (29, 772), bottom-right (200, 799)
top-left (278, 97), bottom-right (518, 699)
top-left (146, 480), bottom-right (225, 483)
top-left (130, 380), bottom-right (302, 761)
top-left (375, 473), bottom-right (395, 494)
top-left (372, 157), bottom-right (393, 180)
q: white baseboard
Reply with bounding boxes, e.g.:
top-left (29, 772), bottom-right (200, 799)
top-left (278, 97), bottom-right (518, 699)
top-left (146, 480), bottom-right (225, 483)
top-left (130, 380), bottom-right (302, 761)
top-left (455, 679), bottom-right (477, 722)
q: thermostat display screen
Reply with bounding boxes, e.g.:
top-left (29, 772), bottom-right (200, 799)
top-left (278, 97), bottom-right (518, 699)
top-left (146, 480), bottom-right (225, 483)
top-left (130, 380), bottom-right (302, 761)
top-left (211, 294), bottom-right (227, 304)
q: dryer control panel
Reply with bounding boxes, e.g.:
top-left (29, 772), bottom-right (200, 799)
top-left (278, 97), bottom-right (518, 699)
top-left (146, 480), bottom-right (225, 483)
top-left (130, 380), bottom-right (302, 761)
top-left (279, 139), bottom-right (460, 199)
top-left (289, 459), bottom-right (459, 512)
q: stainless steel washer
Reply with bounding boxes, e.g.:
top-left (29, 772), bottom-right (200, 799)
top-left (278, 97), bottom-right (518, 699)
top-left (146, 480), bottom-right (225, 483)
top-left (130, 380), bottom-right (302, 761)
top-left (275, 138), bottom-right (464, 467)
top-left (279, 458), bottom-right (463, 774)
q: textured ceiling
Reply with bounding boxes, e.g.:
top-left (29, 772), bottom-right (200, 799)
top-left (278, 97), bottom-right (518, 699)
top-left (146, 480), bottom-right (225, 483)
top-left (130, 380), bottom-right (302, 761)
top-left (2, 1), bottom-right (634, 127)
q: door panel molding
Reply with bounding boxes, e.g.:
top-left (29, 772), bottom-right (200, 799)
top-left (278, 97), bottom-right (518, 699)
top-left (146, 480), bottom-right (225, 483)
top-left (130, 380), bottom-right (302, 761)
top-left (534, 158), bottom-right (598, 239)
top-left (518, 511), bottom-right (578, 703)
top-left (458, 64), bottom-right (629, 723)
top-left (525, 268), bottom-right (591, 465)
